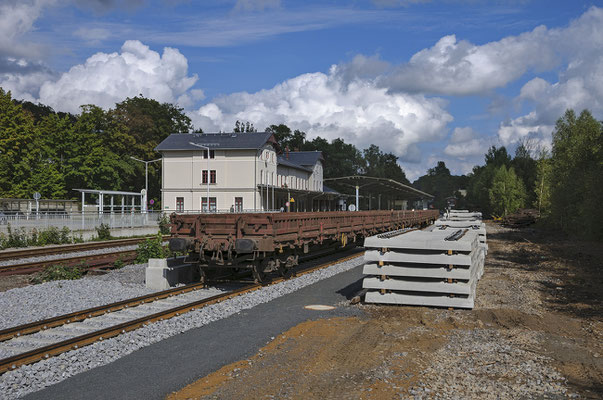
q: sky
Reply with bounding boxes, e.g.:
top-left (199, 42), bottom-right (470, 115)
top-left (1, 0), bottom-right (602, 180)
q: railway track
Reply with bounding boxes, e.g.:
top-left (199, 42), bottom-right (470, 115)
top-left (0, 251), bottom-right (364, 374)
top-left (0, 236), bottom-right (168, 262)
top-left (0, 236), bottom-right (169, 276)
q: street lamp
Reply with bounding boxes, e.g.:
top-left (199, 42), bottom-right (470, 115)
top-left (189, 142), bottom-right (211, 212)
top-left (130, 156), bottom-right (161, 212)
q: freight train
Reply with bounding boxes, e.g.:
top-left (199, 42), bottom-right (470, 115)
top-left (169, 209), bottom-right (438, 283)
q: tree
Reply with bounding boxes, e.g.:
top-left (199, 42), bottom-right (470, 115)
top-left (489, 165), bottom-right (526, 217)
top-left (233, 120), bottom-right (256, 132)
top-left (466, 146), bottom-right (512, 215)
top-left (549, 109), bottom-right (603, 238)
top-left (0, 88), bottom-right (37, 197)
top-left (414, 161), bottom-right (463, 210)
top-left (534, 149), bottom-right (552, 215)
top-left (511, 141), bottom-right (537, 207)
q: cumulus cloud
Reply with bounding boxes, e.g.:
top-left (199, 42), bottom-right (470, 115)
top-left (37, 40), bottom-right (198, 113)
top-left (497, 7), bottom-right (603, 147)
top-left (443, 127), bottom-right (490, 159)
top-left (0, 0), bottom-right (56, 60)
top-left (193, 65), bottom-right (452, 163)
top-left (354, 6), bottom-right (602, 96)
top-left (0, 58), bottom-right (57, 101)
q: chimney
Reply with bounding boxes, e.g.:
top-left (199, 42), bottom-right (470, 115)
top-left (285, 146), bottom-right (290, 160)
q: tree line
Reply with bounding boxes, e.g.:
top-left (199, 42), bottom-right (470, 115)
top-left (1, 87), bottom-right (600, 238)
top-left (413, 110), bottom-right (602, 240)
top-left (0, 88), bottom-right (192, 205)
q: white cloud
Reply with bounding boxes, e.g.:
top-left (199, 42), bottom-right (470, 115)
top-left (0, 58), bottom-right (56, 101)
top-left (371, 6), bottom-right (603, 96)
top-left (444, 127), bottom-right (490, 158)
top-left (37, 40), bottom-right (199, 113)
top-left (193, 65), bottom-right (452, 162)
top-left (497, 7), bottom-right (603, 147)
top-left (0, 0), bottom-right (56, 60)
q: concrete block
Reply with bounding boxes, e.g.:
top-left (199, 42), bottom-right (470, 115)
top-left (365, 290), bottom-right (475, 309)
top-left (145, 258), bottom-right (195, 290)
top-left (363, 276), bottom-right (475, 295)
top-left (363, 263), bottom-right (473, 280)
top-left (364, 248), bottom-right (481, 266)
top-left (435, 220), bottom-right (485, 229)
top-left (364, 230), bottom-right (479, 252)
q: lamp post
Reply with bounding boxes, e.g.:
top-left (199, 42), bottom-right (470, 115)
top-left (189, 142), bottom-right (211, 212)
top-left (130, 156), bottom-right (161, 212)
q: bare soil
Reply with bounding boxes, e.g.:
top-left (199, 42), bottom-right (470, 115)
top-left (0, 275), bottom-right (30, 292)
top-left (151, 224), bottom-right (602, 398)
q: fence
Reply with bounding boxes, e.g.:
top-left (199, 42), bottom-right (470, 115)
top-left (0, 211), bottom-right (163, 233)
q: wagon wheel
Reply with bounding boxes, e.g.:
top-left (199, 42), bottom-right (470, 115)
top-left (276, 258), bottom-right (292, 278)
top-left (198, 266), bottom-right (208, 286)
top-left (251, 260), bottom-right (267, 285)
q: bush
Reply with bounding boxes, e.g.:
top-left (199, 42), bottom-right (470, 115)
top-left (95, 223), bottom-right (112, 240)
top-left (158, 213), bottom-right (171, 235)
top-left (32, 265), bottom-right (83, 283)
top-left (0, 225), bottom-right (82, 250)
top-left (113, 257), bottom-right (125, 269)
top-left (5, 225), bottom-right (28, 248)
top-left (136, 232), bottom-right (168, 263)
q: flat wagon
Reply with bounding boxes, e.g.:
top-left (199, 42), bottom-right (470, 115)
top-left (169, 209), bottom-right (438, 283)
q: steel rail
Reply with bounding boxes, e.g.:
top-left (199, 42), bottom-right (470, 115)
top-left (0, 236), bottom-right (169, 262)
top-left (0, 250), bottom-right (139, 276)
top-left (0, 251), bottom-right (364, 374)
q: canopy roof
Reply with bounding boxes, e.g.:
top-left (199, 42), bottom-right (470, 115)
top-left (323, 176), bottom-right (433, 200)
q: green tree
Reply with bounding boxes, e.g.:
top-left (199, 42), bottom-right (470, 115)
top-left (489, 165), bottom-right (526, 217)
top-left (466, 146), bottom-right (512, 215)
top-left (534, 149), bottom-right (552, 215)
top-left (363, 144), bottom-right (409, 184)
top-left (511, 141), bottom-right (537, 207)
top-left (0, 88), bottom-right (37, 197)
top-left (549, 109), bottom-right (603, 238)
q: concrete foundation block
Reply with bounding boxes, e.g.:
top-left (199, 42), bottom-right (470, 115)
top-left (363, 263), bottom-right (473, 280)
top-left (363, 276), bottom-right (475, 295)
top-left (145, 258), bottom-right (195, 290)
top-left (364, 248), bottom-right (480, 267)
top-left (365, 290), bottom-right (475, 309)
top-left (364, 230), bottom-right (479, 252)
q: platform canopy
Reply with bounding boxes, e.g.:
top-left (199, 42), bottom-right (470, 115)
top-left (323, 175), bottom-right (433, 201)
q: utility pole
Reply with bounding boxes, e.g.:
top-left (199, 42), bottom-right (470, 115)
top-left (130, 156), bottom-right (161, 213)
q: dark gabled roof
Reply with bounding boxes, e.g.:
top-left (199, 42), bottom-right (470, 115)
top-left (276, 156), bottom-right (313, 173)
top-left (323, 185), bottom-right (340, 194)
top-left (155, 132), bottom-right (277, 151)
top-left (285, 151), bottom-right (324, 167)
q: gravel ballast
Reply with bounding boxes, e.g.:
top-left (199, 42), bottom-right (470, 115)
top-left (0, 255), bottom-right (364, 399)
top-left (0, 264), bottom-right (155, 330)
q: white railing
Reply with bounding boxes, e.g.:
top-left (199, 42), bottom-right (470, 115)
top-left (0, 211), bottom-right (162, 232)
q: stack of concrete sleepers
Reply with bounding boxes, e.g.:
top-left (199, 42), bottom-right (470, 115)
top-left (446, 210), bottom-right (482, 221)
top-left (363, 228), bottom-right (483, 309)
top-left (435, 217), bottom-right (487, 256)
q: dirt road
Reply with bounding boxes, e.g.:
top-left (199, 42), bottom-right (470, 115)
top-left (169, 223), bottom-right (602, 399)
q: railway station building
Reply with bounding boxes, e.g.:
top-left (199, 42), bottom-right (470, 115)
top-left (155, 132), bottom-right (340, 212)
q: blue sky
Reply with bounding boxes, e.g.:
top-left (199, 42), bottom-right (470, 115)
top-left (1, 0), bottom-right (602, 180)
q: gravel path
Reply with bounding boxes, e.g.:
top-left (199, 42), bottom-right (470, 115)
top-left (0, 256), bottom-right (364, 399)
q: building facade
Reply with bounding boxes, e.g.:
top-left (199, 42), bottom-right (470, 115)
top-left (156, 132), bottom-right (333, 212)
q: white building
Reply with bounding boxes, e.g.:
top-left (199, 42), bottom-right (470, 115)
top-left (155, 132), bottom-right (336, 212)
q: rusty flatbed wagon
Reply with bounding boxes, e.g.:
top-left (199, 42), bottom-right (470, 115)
top-left (169, 210), bottom-right (438, 283)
